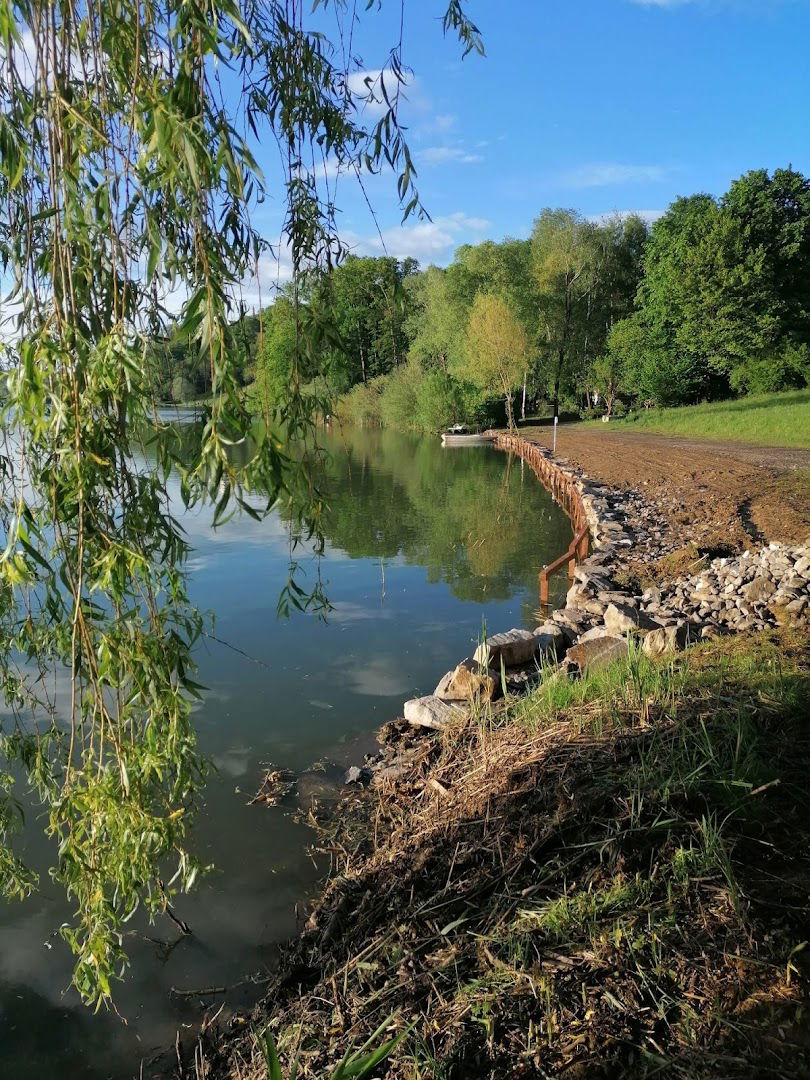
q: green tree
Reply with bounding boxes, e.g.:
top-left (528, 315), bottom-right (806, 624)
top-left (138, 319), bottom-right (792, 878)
top-left (453, 238), bottom-right (539, 415)
top-left (380, 358), bottom-right (423, 429)
top-left (589, 215), bottom-right (647, 338)
top-left (722, 167), bottom-right (810, 348)
top-left (631, 195), bottom-right (728, 403)
top-left (530, 209), bottom-right (599, 415)
top-left (170, 372), bottom-right (196, 404)
top-left (730, 341), bottom-right (810, 394)
top-left (405, 264), bottom-right (468, 372)
top-left (252, 296), bottom-right (298, 421)
top-left (462, 294), bottom-right (530, 429)
top-left (630, 172), bottom-right (810, 404)
top-left (316, 256), bottom-right (418, 388)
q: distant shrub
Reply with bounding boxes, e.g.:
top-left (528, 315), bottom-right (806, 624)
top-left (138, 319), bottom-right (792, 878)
top-left (415, 369), bottom-right (471, 432)
top-left (170, 373), bottom-right (196, 403)
top-left (380, 360), bottom-right (423, 429)
top-left (730, 343), bottom-right (810, 395)
top-left (336, 376), bottom-right (386, 426)
top-left (337, 365), bottom-right (507, 432)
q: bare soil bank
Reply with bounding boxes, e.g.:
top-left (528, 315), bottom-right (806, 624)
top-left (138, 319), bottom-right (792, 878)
top-left (185, 628), bottom-right (810, 1080)
top-left (518, 424), bottom-right (810, 552)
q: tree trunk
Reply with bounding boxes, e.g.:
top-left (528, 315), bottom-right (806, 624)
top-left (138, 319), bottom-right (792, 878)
top-left (553, 349), bottom-right (564, 420)
top-left (606, 380), bottom-right (616, 418)
top-left (554, 285), bottom-right (572, 420)
top-left (505, 391), bottom-right (515, 430)
top-left (521, 375), bottom-right (527, 420)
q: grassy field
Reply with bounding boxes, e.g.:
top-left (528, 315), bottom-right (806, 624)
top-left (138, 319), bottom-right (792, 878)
top-left (584, 389), bottom-right (810, 448)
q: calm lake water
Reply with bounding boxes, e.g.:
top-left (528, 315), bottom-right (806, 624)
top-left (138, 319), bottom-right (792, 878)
top-left (0, 423), bottom-right (572, 1078)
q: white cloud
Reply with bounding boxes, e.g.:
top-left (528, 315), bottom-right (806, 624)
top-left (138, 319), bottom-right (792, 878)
top-left (237, 248), bottom-right (295, 309)
top-left (316, 156), bottom-right (356, 184)
top-left (0, 30), bottom-right (36, 88)
top-left (563, 163), bottom-right (668, 188)
top-left (242, 214), bottom-right (492, 274)
top-left (421, 145), bottom-right (483, 166)
top-left (361, 212), bottom-right (491, 263)
top-left (237, 212), bottom-right (491, 299)
top-left (347, 69), bottom-right (387, 116)
top-left (433, 113), bottom-right (456, 132)
top-left (1, 27), bottom-right (169, 90)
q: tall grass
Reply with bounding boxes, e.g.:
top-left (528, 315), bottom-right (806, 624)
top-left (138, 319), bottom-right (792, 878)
top-left (335, 377), bottom-right (386, 427)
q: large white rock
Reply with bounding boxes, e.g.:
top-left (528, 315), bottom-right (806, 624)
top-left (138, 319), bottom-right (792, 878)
top-left (403, 696), bottom-right (466, 731)
top-left (642, 623), bottom-right (691, 659)
top-left (474, 628), bottom-right (539, 668)
top-left (604, 602), bottom-right (662, 636)
top-left (566, 582), bottom-right (592, 608)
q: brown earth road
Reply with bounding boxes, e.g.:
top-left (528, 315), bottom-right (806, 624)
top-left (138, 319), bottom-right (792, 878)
top-left (517, 424), bottom-right (810, 552)
top-left (573, 430), bottom-right (810, 472)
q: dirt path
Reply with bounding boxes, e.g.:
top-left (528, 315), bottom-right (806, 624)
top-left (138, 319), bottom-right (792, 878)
top-left (577, 429), bottom-right (810, 471)
top-left (518, 424), bottom-right (810, 551)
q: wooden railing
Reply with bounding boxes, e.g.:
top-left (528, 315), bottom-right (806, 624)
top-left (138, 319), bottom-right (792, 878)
top-left (538, 523), bottom-right (589, 606)
top-left (490, 432), bottom-right (591, 607)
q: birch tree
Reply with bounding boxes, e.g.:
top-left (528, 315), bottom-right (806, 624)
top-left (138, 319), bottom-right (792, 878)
top-left (462, 293), bottom-right (529, 430)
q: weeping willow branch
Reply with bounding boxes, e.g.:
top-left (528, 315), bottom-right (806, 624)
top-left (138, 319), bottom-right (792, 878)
top-left (0, 0), bottom-right (481, 1010)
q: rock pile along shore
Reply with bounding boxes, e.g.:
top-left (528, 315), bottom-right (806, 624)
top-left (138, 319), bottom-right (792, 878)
top-left (399, 438), bottom-right (809, 733)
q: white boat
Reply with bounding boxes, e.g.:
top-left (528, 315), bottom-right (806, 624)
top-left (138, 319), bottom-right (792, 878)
top-left (441, 431), bottom-right (495, 446)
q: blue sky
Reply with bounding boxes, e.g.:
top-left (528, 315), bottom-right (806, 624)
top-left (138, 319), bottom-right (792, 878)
top-left (248, 0), bottom-right (810, 296)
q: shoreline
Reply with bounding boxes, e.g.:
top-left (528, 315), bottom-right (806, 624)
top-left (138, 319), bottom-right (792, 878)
top-left (173, 433), bottom-right (809, 1080)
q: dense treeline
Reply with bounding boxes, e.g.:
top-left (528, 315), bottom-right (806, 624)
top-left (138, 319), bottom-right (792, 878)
top-left (165, 166), bottom-right (810, 430)
top-left (149, 312), bottom-right (261, 402)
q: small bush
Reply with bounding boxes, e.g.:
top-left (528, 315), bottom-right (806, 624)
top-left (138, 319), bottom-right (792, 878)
top-left (335, 376), bottom-right (386, 427)
top-left (730, 342), bottom-right (810, 394)
top-left (380, 361), bottom-right (422, 430)
top-left (170, 373), bottom-right (196, 403)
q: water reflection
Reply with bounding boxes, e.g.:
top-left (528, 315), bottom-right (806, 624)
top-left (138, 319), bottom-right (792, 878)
top-left (0, 424), bottom-right (573, 1078)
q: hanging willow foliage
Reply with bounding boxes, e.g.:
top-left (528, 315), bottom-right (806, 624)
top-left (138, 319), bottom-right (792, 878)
top-left (0, 0), bottom-right (482, 1007)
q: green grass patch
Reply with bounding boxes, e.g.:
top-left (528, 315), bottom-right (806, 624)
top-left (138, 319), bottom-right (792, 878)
top-left (583, 388), bottom-right (810, 448)
top-left (508, 642), bottom-right (685, 734)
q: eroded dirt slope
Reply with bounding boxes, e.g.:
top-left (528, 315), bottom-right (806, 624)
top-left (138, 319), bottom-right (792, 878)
top-left (519, 425), bottom-right (810, 550)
